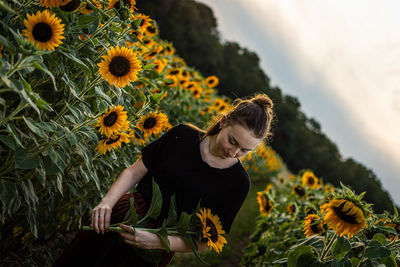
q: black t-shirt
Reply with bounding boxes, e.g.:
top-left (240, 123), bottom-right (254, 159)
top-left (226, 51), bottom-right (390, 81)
top-left (137, 124), bottom-right (250, 233)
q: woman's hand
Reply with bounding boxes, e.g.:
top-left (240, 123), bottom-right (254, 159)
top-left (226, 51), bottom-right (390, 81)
top-left (119, 224), bottom-right (165, 250)
top-left (91, 201), bottom-right (113, 234)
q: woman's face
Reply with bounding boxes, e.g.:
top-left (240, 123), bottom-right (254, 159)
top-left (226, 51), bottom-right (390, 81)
top-left (213, 122), bottom-right (262, 159)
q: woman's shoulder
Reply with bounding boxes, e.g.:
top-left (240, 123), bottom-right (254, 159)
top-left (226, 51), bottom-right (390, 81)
top-left (169, 123), bottom-right (204, 139)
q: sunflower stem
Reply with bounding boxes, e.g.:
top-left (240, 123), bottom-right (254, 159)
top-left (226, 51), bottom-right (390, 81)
top-left (320, 233), bottom-right (338, 261)
top-left (7, 54), bottom-right (25, 77)
top-left (0, 101), bottom-right (29, 127)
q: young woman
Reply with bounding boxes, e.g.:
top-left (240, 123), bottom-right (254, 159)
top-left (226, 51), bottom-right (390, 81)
top-left (54, 94), bottom-right (274, 267)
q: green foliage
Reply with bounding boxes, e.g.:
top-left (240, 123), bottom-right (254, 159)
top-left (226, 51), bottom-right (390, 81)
top-left (241, 171), bottom-right (400, 266)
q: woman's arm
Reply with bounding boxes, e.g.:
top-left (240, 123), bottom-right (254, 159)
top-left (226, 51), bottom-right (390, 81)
top-left (119, 224), bottom-right (208, 252)
top-left (91, 158), bottom-right (148, 234)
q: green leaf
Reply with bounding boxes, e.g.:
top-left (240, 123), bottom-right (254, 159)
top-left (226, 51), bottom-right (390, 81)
top-left (7, 124), bottom-right (25, 148)
top-left (32, 61), bottom-right (57, 91)
top-left (288, 245), bottom-right (323, 267)
top-left (95, 86), bottom-right (112, 103)
top-left (0, 135), bottom-right (17, 150)
top-left (35, 166), bottom-right (46, 187)
top-left (21, 78), bottom-right (53, 112)
top-left (27, 208), bottom-right (38, 238)
top-left (0, 34), bottom-right (16, 54)
top-left (372, 233), bottom-right (386, 245)
top-left (48, 146), bottom-right (66, 173)
top-left (364, 245), bottom-right (391, 259)
top-left (166, 195), bottom-right (178, 227)
top-left (59, 51), bottom-right (91, 76)
top-left (77, 15), bottom-right (97, 26)
top-left (66, 103), bottom-right (82, 121)
top-left (350, 257), bottom-right (360, 266)
top-left (123, 197), bottom-right (138, 225)
top-left (23, 117), bottom-right (47, 139)
top-left (174, 212), bottom-right (191, 237)
top-left (56, 173), bottom-right (63, 196)
top-left (292, 235), bottom-right (325, 251)
top-left (14, 148), bottom-right (40, 169)
top-left (20, 179), bottom-right (39, 207)
top-left (0, 180), bottom-right (18, 207)
top-left (332, 236), bottom-right (351, 261)
top-left (36, 121), bottom-right (58, 132)
top-left (65, 128), bottom-right (78, 146)
top-left (138, 178), bottom-right (162, 223)
top-left (381, 255), bottom-right (397, 267)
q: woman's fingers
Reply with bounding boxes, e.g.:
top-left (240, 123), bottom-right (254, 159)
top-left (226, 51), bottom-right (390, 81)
top-left (104, 209), bottom-right (111, 231)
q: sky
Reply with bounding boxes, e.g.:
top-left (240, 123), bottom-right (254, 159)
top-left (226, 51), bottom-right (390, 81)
top-left (196, 0), bottom-right (400, 205)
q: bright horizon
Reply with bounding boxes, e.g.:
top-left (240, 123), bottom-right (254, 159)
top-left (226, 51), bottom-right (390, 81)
top-left (197, 0), bottom-right (400, 205)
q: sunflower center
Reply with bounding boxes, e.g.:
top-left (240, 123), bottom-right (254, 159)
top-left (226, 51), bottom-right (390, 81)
top-left (148, 51), bottom-right (157, 57)
top-left (208, 79), bottom-right (215, 84)
top-left (294, 186), bottom-right (305, 196)
top-left (205, 219), bottom-right (219, 243)
top-left (60, 0), bottom-right (81, 11)
top-left (147, 26), bottom-right (156, 34)
top-left (307, 177), bottom-right (315, 185)
top-left (109, 56), bottom-right (131, 77)
top-left (104, 111), bottom-right (118, 126)
top-left (333, 202), bottom-right (358, 224)
top-left (106, 135), bottom-right (121, 145)
top-left (32, 23), bottom-right (53, 42)
top-left (143, 117), bottom-right (157, 129)
top-left (310, 220), bottom-right (322, 234)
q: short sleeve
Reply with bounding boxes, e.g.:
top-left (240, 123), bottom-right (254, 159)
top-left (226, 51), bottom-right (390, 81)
top-left (140, 125), bottom-right (182, 170)
top-left (219, 172), bottom-right (250, 233)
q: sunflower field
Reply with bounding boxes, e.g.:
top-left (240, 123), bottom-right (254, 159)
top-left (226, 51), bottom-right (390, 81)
top-left (242, 170), bottom-right (400, 266)
top-left (0, 0), bottom-right (283, 264)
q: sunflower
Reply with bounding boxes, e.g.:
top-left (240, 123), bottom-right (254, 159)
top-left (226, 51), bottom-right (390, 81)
top-left (144, 24), bottom-right (158, 37)
top-left (96, 105), bottom-right (130, 137)
top-left (292, 185), bottom-right (305, 197)
top-left (287, 203), bottom-right (296, 215)
top-left (80, 0), bottom-right (102, 15)
top-left (191, 86), bottom-right (202, 98)
top-left (129, 129), bottom-right (146, 146)
top-left (167, 68), bottom-right (182, 77)
top-left (303, 214), bottom-right (324, 238)
top-left (107, 0), bottom-right (136, 11)
top-left (136, 111), bottom-right (170, 138)
top-left (196, 208), bottom-right (227, 254)
top-left (98, 45), bottom-right (142, 88)
top-left (257, 192), bottom-right (273, 217)
top-left (205, 75), bottom-right (219, 88)
top-left (153, 59), bottom-right (167, 74)
top-left (142, 46), bottom-right (163, 61)
top-left (320, 198), bottom-right (367, 239)
top-left (164, 75), bottom-right (179, 87)
top-left (0, 45), bottom-right (3, 58)
top-left (131, 13), bottom-right (152, 33)
top-left (60, 0), bottom-right (81, 12)
top-left (40, 0), bottom-right (63, 7)
top-left (323, 185), bottom-right (334, 194)
top-left (184, 81), bottom-right (197, 90)
top-left (162, 43), bottom-right (175, 56)
top-left (22, 10), bottom-right (65, 51)
top-left (301, 170), bottom-right (321, 189)
top-left (96, 132), bottom-right (131, 154)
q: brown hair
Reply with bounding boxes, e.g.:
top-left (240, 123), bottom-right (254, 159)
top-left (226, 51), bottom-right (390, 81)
top-left (203, 93), bottom-right (274, 140)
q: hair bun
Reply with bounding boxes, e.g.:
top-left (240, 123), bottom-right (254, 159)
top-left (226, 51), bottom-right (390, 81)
top-left (251, 94), bottom-right (273, 110)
